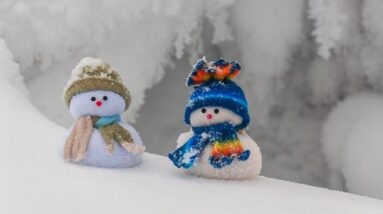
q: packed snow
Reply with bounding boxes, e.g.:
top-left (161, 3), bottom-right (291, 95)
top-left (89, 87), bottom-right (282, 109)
top-left (2, 0), bottom-right (383, 201)
top-left (1, 40), bottom-right (383, 213)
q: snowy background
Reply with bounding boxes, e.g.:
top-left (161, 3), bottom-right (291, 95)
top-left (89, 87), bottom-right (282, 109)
top-left (1, 0), bottom-right (383, 202)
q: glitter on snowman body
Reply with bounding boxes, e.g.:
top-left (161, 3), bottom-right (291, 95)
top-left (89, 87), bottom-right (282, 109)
top-left (168, 58), bottom-right (262, 180)
top-left (62, 57), bottom-right (145, 168)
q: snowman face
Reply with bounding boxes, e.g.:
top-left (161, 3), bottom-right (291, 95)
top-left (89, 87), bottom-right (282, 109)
top-left (69, 90), bottom-right (125, 118)
top-left (190, 106), bottom-right (243, 127)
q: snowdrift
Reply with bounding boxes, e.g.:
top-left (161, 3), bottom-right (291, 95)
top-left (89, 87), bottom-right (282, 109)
top-left (322, 93), bottom-right (383, 199)
top-left (1, 40), bottom-right (383, 213)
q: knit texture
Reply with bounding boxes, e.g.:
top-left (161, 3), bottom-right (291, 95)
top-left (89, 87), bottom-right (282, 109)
top-left (91, 115), bottom-right (143, 154)
top-left (64, 116), bottom-right (93, 161)
top-left (169, 122), bottom-right (250, 169)
top-left (64, 115), bottom-right (144, 163)
top-left (64, 58), bottom-right (130, 110)
top-left (184, 80), bottom-right (250, 130)
top-left (180, 131), bottom-right (262, 180)
top-left (184, 58), bottom-right (250, 130)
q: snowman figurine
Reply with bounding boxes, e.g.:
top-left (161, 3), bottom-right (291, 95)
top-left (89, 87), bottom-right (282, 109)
top-left (168, 58), bottom-right (262, 180)
top-left (62, 57), bottom-right (145, 168)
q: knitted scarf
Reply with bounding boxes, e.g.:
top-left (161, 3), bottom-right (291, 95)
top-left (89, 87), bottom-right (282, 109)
top-left (64, 115), bottom-right (144, 162)
top-left (168, 122), bottom-right (250, 169)
top-left (90, 115), bottom-right (132, 153)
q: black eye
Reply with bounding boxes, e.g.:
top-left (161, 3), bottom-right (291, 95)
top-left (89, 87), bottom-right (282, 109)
top-left (103, 96), bottom-right (108, 101)
top-left (214, 109), bottom-right (219, 114)
top-left (91, 97), bottom-right (96, 101)
top-left (201, 108), bottom-right (206, 113)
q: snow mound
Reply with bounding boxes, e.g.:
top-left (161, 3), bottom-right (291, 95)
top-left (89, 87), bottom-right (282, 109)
top-left (1, 38), bottom-right (383, 213)
top-left (322, 93), bottom-right (383, 199)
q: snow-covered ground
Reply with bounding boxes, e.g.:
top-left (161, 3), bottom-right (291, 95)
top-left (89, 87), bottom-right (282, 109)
top-left (1, 38), bottom-right (383, 214)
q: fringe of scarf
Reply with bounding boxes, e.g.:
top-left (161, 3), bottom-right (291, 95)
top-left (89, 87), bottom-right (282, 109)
top-left (64, 116), bottom-right (93, 161)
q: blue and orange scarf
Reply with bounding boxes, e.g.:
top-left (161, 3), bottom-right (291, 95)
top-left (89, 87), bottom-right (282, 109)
top-left (168, 122), bottom-right (250, 169)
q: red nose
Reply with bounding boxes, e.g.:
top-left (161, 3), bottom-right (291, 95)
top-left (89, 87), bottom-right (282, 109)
top-left (207, 114), bottom-right (213, 120)
top-left (96, 100), bottom-right (102, 107)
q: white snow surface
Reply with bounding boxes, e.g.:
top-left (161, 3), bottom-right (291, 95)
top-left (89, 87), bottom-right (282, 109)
top-left (1, 38), bottom-right (383, 213)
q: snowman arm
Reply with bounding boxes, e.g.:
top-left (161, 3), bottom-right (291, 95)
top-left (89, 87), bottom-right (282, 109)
top-left (176, 130), bottom-right (195, 148)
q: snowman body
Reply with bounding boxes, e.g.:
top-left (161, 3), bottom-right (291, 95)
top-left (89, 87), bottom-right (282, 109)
top-left (175, 106), bottom-right (262, 180)
top-left (63, 90), bottom-right (143, 168)
top-left (67, 122), bottom-right (143, 168)
top-left (177, 130), bottom-right (261, 180)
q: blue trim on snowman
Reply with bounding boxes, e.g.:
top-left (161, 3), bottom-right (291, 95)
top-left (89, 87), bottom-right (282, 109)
top-left (184, 79), bottom-right (250, 130)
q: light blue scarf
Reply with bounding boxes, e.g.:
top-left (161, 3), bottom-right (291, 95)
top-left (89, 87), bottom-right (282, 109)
top-left (95, 115), bottom-right (121, 128)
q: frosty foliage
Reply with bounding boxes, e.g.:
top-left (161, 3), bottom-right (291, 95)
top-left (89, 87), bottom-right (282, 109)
top-left (306, 57), bottom-right (343, 106)
top-left (363, 0), bottom-right (383, 47)
top-left (309, 0), bottom-right (362, 59)
top-left (0, 0), bottom-right (235, 125)
top-left (231, 0), bottom-right (305, 124)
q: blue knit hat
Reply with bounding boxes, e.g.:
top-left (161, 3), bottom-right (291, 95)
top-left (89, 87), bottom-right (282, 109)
top-left (184, 58), bottom-right (250, 130)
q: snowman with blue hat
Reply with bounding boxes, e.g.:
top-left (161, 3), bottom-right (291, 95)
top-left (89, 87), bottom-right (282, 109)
top-left (168, 57), bottom-right (262, 180)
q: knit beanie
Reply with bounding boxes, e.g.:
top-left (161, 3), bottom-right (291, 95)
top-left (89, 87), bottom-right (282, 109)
top-left (63, 57), bottom-right (131, 110)
top-left (184, 58), bottom-right (250, 130)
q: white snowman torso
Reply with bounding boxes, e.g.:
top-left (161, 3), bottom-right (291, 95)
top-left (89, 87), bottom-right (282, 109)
top-left (176, 130), bottom-right (262, 180)
top-left (65, 122), bottom-right (143, 168)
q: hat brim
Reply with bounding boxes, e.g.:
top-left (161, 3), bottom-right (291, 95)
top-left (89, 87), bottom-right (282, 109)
top-left (184, 95), bottom-right (250, 130)
top-left (64, 77), bottom-right (131, 110)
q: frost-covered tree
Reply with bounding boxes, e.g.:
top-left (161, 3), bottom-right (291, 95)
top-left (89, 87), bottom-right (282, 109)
top-left (0, 0), bottom-right (235, 125)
